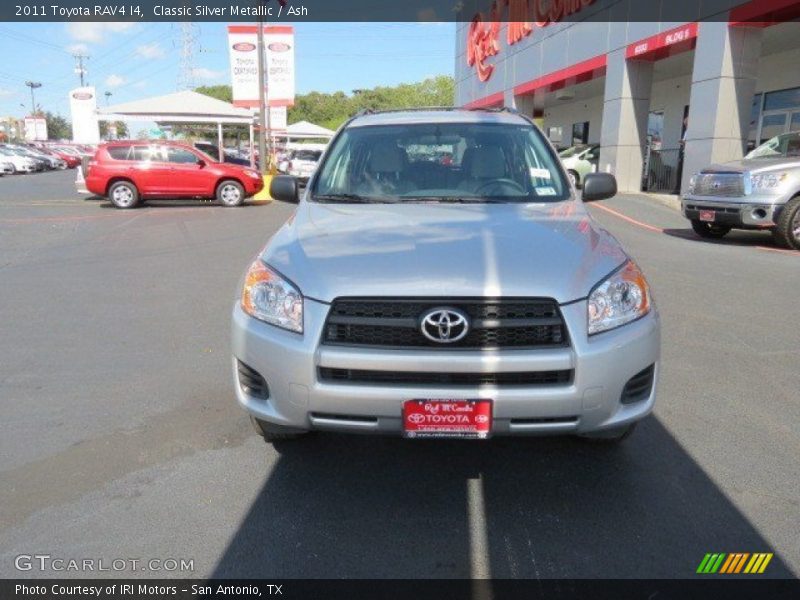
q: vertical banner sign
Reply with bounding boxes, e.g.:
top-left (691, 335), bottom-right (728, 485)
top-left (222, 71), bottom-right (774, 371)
top-left (269, 106), bottom-right (287, 130)
top-left (69, 87), bottom-right (100, 144)
top-left (24, 117), bottom-right (47, 142)
top-left (227, 25), bottom-right (260, 108)
top-left (227, 25), bottom-right (295, 108)
top-left (265, 26), bottom-right (295, 107)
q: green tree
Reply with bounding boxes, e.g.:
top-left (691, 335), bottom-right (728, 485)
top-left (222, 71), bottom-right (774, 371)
top-left (195, 85), bottom-right (233, 103)
top-left (99, 120), bottom-right (129, 139)
top-left (43, 112), bottom-right (72, 140)
top-left (193, 76), bottom-right (456, 132)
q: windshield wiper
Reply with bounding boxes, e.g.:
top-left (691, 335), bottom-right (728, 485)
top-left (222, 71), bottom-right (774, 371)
top-left (409, 196), bottom-right (507, 204)
top-left (313, 194), bottom-right (397, 204)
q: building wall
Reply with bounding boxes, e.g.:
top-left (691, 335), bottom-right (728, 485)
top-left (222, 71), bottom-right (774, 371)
top-left (541, 96), bottom-right (604, 146)
top-left (756, 48), bottom-right (800, 95)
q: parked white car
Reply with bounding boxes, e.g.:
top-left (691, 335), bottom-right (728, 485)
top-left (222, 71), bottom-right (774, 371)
top-left (0, 147), bottom-right (37, 173)
top-left (559, 144), bottom-right (600, 188)
top-left (286, 147), bottom-right (324, 184)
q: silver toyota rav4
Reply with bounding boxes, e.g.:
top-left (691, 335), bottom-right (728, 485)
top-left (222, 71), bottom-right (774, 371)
top-left (232, 109), bottom-right (660, 444)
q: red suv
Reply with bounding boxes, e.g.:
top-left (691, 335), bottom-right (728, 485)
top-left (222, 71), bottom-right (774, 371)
top-left (85, 141), bottom-right (264, 208)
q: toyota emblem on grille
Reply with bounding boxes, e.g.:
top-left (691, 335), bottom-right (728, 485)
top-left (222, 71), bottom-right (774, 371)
top-left (420, 307), bottom-right (470, 343)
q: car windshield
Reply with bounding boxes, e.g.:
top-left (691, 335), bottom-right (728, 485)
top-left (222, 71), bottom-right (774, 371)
top-left (745, 132), bottom-right (800, 159)
top-left (313, 122), bottom-right (570, 203)
top-left (558, 145), bottom-right (588, 158)
top-left (293, 150), bottom-right (322, 162)
top-left (192, 147), bottom-right (218, 163)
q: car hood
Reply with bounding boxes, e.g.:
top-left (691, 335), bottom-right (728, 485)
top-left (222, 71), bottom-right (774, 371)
top-left (704, 157), bottom-right (800, 173)
top-left (260, 201), bottom-right (628, 304)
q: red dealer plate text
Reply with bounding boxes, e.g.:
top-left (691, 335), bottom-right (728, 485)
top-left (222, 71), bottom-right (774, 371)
top-left (403, 399), bottom-right (492, 439)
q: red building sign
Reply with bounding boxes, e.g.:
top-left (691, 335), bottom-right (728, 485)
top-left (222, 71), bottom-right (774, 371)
top-left (467, 0), bottom-right (597, 81)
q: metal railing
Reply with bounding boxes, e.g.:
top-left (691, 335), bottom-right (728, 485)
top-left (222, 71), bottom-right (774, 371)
top-left (643, 147), bottom-right (682, 193)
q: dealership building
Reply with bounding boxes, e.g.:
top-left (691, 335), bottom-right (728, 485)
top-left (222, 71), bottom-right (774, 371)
top-left (455, 0), bottom-right (800, 194)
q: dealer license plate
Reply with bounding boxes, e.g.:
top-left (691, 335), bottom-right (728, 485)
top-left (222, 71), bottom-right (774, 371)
top-left (403, 399), bottom-right (492, 439)
top-left (699, 210), bottom-right (716, 222)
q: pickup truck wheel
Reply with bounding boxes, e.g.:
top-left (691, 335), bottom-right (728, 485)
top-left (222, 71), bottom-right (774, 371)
top-left (108, 181), bottom-right (139, 209)
top-left (250, 416), bottom-right (307, 442)
top-left (217, 180), bottom-right (245, 207)
top-left (691, 219), bottom-right (730, 239)
top-left (772, 197), bottom-right (800, 250)
top-left (578, 423), bottom-right (637, 443)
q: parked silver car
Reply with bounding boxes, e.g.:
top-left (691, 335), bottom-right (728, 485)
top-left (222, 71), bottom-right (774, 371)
top-left (682, 132), bottom-right (800, 249)
top-left (232, 109), bottom-right (660, 444)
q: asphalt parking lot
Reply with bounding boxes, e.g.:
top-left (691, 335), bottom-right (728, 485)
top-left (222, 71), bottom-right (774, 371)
top-left (0, 169), bottom-right (798, 579)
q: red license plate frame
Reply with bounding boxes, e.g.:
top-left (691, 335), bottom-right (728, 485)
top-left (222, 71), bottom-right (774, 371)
top-left (403, 399), bottom-right (492, 439)
top-left (699, 209), bottom-right (716, 222)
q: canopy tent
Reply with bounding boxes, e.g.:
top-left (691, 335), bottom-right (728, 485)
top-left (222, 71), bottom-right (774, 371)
top-left (97, 90), bottom-right (256, 165)
top-left (282, 120), bottom-right (335, 141)
top-left (97, 90), bottom-right (254, 124)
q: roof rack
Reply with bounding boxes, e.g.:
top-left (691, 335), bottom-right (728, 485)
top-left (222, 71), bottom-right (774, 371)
top-left (352, 106), bottom-right (520, 118)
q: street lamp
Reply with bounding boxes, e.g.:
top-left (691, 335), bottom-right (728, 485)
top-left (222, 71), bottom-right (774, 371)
top-left (25, 81), bottom-right (42, 116)
top-left (105, 91), bottom-right (112, 106)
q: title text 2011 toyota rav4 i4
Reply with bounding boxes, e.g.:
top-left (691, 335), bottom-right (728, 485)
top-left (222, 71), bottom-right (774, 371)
top-left (232, 109), bottom-right (660, 444)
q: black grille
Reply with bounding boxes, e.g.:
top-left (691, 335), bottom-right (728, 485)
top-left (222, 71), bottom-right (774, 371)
top-left (323, 298), bottom-right (568, 349)
top-left (684, 204), bottom-right (740, 214)
top-left (237, 361), bottom-right (269, 399)
top-left (319, 368), bottom-right (573, 386)
top-left (620, 365), bottom-right (655, 404)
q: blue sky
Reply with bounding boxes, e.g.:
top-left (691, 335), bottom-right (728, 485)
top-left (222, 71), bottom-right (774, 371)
top-left (0, 22), bottom-right (455, 120)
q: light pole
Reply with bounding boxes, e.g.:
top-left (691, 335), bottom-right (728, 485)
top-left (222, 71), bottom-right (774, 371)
top-left (25, 81), bottom-right (42, 116)
top-left (256, 7), bottom-right (268, 174)
top-left (105, 91), bottom-right (112, 106)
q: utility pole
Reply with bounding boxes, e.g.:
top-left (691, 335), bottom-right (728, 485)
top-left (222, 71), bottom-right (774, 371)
top-left (73, 54), bottom-right (89, 87)
top-left (25, 81), bottom-right (42, 115)
top-left (257, 15), bottom-right (268, 174)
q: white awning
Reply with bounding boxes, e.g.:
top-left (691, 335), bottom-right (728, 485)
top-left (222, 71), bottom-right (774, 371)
top-left (97, 90), bottom-right (255, 125)
top-left (284, 120), bottom-right (335, 139)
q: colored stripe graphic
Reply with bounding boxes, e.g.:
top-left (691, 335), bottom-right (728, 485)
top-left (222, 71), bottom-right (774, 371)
top-left (698, 552), bottom-right (773, 574)
top-left (697, 553), bottom-right (727, 573)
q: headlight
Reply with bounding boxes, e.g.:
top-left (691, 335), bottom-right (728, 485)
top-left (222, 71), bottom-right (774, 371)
top-left (750, 172), bottom-right (788, 193)
top-left (245, 169), bottom-right (262, 180)
top-left (588, 261), bottom-right (651, 335)
top-left (241, 260), bottom-right (303, 333)
top-left (688, 174), bottom-right (697, 194)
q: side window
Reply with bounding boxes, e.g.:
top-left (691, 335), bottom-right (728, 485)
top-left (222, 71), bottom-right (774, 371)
top-left (166, 147), bottom-right (199, 164)
top-left (106, 146), bottom-right (131, 160)
top-left (131, 146), bottom-right (160, 161)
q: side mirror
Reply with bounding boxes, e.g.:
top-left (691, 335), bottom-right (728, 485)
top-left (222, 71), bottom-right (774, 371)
top-left (197, 159), bottom-right (206, 168)
top-left (582, 172), bottom-right (617, 202)
top-left (270, 175), bottom-right (299, 203)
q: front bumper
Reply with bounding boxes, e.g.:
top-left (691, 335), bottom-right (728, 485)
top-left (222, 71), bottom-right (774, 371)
top-left (682, 195), bottom-right (786, 228)
top-left (231, 298), bottom-right (661, 437)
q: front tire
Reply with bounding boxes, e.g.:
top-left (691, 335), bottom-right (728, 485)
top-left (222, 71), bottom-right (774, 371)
top-left (217, 180), bottom-right (245, 207)
top-left (108, 181), bottom-right (139, 209)
top-left (567, 170), bottom-right (579, 188)
top-left (772, 197), bottom-right (800, 250)
top-left (691, 219), bottom-right (731, 239)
